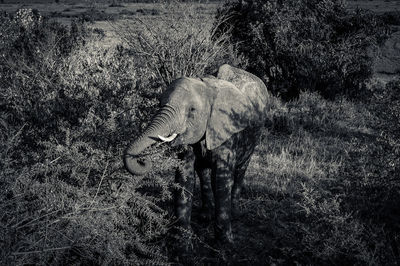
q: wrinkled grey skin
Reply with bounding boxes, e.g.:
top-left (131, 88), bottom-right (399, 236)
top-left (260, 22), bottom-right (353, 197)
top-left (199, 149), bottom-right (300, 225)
top-left (124, 64), bottom-right (270, 254)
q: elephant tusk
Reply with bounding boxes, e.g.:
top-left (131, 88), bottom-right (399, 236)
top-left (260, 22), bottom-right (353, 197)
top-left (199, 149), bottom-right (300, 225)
top-left (158, 133), bottom-right (178, 142)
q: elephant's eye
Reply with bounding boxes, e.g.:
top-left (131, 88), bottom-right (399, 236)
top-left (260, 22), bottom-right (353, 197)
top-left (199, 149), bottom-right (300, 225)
top-left (188, 107), bottom-right (196, 119)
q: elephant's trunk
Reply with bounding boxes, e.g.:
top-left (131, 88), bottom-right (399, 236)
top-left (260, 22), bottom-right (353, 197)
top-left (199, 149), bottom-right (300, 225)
top-left (124, 105), bottom-right (178, 175)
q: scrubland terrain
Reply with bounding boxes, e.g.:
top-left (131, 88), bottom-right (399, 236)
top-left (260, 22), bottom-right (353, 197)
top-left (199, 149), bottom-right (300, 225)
top-left (1, 0), bottom-right (399, 265)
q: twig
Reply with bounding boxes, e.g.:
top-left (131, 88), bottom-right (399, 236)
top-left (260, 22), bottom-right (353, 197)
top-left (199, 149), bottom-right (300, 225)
top-left (89, 161), bottom-right (109, 208)
top-left (14, 209), bottom-right (61, 230)
top-left (49, 157), bottom-right (61, 164)
top-left (11, 246), bottom-right (72, 256)
top-left (5, 123), bottom-right (26, 156)
top-left (46, 205), bottom-right (122, 227)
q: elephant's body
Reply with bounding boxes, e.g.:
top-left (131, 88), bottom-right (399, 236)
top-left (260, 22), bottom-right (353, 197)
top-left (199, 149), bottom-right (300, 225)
top-left (123, 64), bottom-right (270, 256)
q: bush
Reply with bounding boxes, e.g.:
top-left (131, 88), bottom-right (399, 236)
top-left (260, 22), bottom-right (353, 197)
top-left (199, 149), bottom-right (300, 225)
top-left (1, 9), bottom-right (88, 134)
top-left (216, 0), bottom-right (389, 100)
top-left (79, 8), bottom-right (118, 23)
top-left (380, 11), bottom-right (400, 26)
top-left (0, 9), bottom-right (175, 265)
top-left (136, 8), bottom-right (161, 16)
top-left (355, 78), bottom-right (400, 229)
top-left (115, 1), bottom-right (239, 87)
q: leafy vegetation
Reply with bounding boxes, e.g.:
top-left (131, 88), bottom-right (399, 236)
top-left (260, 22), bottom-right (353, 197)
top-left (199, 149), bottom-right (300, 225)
top-left (1, 2), bottom-right (400, 265)
top-left (0, 9), bottom-right (174, 265)
top-left (216, 0), bottom-right (390, 100)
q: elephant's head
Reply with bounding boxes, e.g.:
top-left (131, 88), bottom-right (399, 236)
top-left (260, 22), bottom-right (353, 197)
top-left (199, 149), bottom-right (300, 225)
top-left (123, 64), bottom-right (269, 175)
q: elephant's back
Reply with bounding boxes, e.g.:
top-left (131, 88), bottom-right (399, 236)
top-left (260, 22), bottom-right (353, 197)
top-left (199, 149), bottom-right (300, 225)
top-left (217, 65), bottom-right (267, 90)
top-left (217, 64), bottom-right (270, 120)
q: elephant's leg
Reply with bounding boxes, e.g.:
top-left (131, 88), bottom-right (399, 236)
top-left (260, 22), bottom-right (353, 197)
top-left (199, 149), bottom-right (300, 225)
top-left (173, 148), bottom-right (196, 254)
top-left (231, 159), bottom-right (251, 217)
top-left (195, 165), bottom-right (214, 221)
top-left (193, 142), bottom-right (214, 221)
top-left (232, 128), bottom-right (261, 217)
top-left (211, 146), bottom-right (235, 244)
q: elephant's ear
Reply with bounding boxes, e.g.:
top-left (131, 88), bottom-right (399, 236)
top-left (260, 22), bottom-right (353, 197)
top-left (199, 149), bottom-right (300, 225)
top-left (203, 78), bottom-right (252, 150)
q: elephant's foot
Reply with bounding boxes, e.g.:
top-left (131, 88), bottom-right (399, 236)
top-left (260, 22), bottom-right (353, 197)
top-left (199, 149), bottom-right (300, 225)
top-left (214, 232), bottom-right (235, 261)
top-left (231, 203), bottom-right (240, 219)
top-left (173, 254), bottom-right (194, 265)
top-left (219, 232), bottom-right (234, 245)
top-left (171, 242), bottom-right (194, 265)
top-left (170, 226), bottom-right (194, 261)
top-left (231, 203), bottom-right (246, 222)
top-left (215, 226), bottom-right (234, 247)
top-left (199, 207), bottom-right (214, 222)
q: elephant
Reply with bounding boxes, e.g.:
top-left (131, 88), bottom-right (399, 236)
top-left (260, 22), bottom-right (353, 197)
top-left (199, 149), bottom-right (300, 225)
top-left (123, 64), bottom-right (271, 251)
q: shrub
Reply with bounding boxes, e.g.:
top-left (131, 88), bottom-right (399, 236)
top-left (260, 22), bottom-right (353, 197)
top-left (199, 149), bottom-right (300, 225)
top-left (1, 9), bottom-right (87, 133)
top-left (115, 1), bottom-right (239, 87)
top-left (0, 9), bottom-right (174, 265)
top-left (380, 11), bottom-right (400, 26)
top-left (353, 78), bottom-right (400, 233)
top-left (136, 8), bottom-right (161, 16)
top-left (109, 0), bottom-right (125, 7)
top-left (78, 8), bottom-right (118, 23)
top-left (216, 0), bottom-right (389, 100)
